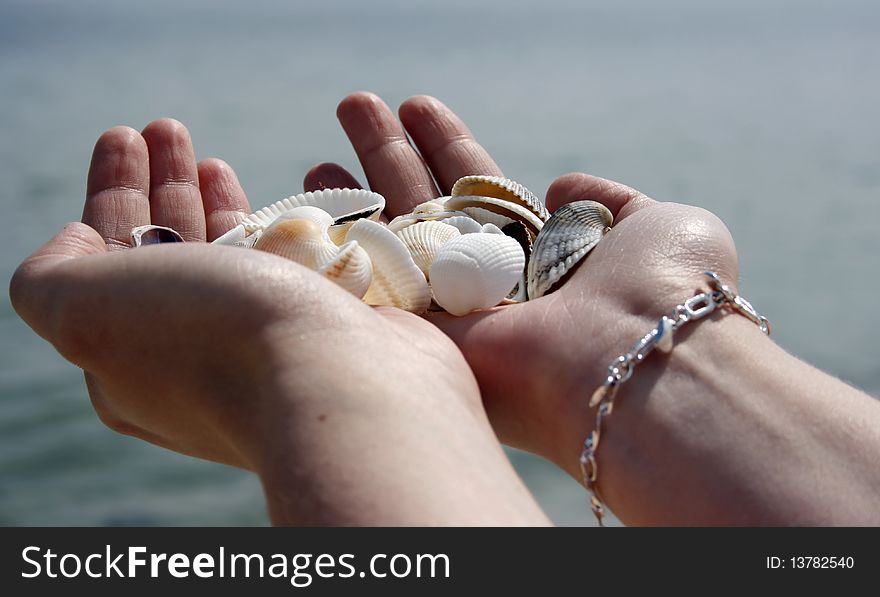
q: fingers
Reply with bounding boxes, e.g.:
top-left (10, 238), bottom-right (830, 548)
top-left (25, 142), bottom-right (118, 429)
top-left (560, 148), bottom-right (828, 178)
top-left (337, 92), bottom-right (438, 218)
top-left (545, 173), bottom-right (654, 221)
top-left (141, 119), bottom-right (206, 242)
top-left (83, 126), bottom-right (151, 250)
top-left (198, 158), bottom-right (251, 242)
top-left (303, 162), bottom-right (363, 192)
top-left (399, 96), bottom-right (502, 193)
top-left (9, 222), bottom-right (107, 342)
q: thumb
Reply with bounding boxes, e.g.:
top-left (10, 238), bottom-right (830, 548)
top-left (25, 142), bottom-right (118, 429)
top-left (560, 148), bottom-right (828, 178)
top-left (9, 222), bottom-right (107, 341)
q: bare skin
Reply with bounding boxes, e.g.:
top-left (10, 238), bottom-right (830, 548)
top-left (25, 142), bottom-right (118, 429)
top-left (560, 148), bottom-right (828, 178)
top-left (315, 92), bottom-right (880, 525)
top-left (9, 120), bottom-right (549, 526)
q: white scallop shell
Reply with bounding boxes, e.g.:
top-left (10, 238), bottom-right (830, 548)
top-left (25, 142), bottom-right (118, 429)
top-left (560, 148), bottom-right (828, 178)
top-left (429, 233), bottom-right (525, 316)
top-left (444, 196), bottom-right (544, 236)
top-left (345, 219), bottom-right (431, 313)
top-left (386, 206), bottom-right (469, 233)
top-left (461, 206), bottom-right (515, 230)
top-left (480, 223), bottom-right (504, 235)
top-left (395, 220), bottom-right (461, 277)
top-left (254, 206), bottom-right (372, 299)
top-left (412, 199), bottom-right (448, 215)
top-left (319, 240), bottom-right (373, 298)
top-left (213, 188), bottom-right (385, 245)
top-left (527, 200), bottom-right (612, 300)
top-left (441, 215), bottom-right (483, 234)
top-left (451, 175), bottom-right (550, 222)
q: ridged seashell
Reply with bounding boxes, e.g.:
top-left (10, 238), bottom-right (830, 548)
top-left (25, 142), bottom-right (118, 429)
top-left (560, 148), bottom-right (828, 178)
top-left (429, 233), bottom-right (525, 316)
top-left (346, 219), bottom-right (431, 313)
top-left (213, 188), bottom-right (385, 245)
top-left (254, 206), bottom-right (372, 298)
top-left (319, 240), bottom-right (373, 298)
top-left (395, 220), bottom-right (461, 278)
top-left (451, 175), bottom-right (550, 222)
top-left (441, 215), bottom-right (483, 234)
top-left (501, 220), bottom-right (532, 302)
top-left (480, 223), bottom-right (504, 235)
top-left (527, 200), bottom-right (612, 300)
top-left (386, 204), bottom-right (468, 233)
top-left (444, 196), bottom-right (544, 237)
top-left (412, 199), bottom-right (448, 215)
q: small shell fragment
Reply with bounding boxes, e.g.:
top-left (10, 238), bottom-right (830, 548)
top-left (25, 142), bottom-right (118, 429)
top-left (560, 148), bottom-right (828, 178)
top-left (527, 200), bottom-right (612, 300)
top-left (131, 225), bottom-right (184, 247)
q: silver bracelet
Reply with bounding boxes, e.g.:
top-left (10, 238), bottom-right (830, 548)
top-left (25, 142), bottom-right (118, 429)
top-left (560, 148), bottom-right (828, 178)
top-left (580, 271), bottom-right (771, 526)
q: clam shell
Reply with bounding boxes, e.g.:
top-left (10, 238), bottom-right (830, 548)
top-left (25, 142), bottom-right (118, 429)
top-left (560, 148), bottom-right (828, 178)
top-left (441, 215), bottom-right (483, 234)
top-left (501, 220), bottom-right (532, 302)
top-left (319, 241), bottom-right (373, 298)
top-left (527, 200), bottom-right (612, 300)
top-left (327, 222), bottom-right (353, 246)
top-left (412, 199), bottom-right (448, 215)
top-left (395, 220), bottom-right (461, 278)
top-left (386, 204), bottom-right (468, 233)
top-left (255, 218), bottom-right (336, 267)
top-left (451, 175), bottom-right (550, 222)
top-left (254, 206), bottom-right (372, 299)
top-left (444, 196), bottom-right (544, 237)
top-left (213, 188), bottom-right (385, 245)
top-left (131, 224), bottom-right (184, 246)
top-left (345, 219), bottom-right (431, 313)
top-left (253, 207), bottom-right (335, 268)
top-left (429, 233), bottom-right (525, 316)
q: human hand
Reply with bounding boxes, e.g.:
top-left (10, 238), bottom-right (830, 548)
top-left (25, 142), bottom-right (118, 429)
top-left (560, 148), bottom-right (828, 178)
top-left (10, 119), bottom-right (547, 525)
top-left (318, 92), bottom-right (742, 475)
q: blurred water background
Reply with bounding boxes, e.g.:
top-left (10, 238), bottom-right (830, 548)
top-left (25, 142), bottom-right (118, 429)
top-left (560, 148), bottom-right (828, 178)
top-left (1, 0), bottom-right (878, 526)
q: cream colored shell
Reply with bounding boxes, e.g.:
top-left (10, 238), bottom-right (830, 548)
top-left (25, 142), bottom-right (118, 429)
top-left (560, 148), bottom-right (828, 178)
top-left (213, 188), bottom-right (385, 246)
top-left (253, 206), bottom-right (372, 298)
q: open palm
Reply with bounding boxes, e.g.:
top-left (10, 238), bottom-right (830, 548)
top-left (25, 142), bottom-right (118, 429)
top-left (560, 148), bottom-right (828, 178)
top-left (315, 93), bottom-right (742, 478)
top-left (11, 119), bottom-right (552, 525)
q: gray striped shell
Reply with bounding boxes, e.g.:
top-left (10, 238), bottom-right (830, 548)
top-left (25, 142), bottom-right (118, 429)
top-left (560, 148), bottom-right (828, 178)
top-left (526, 200), bottom-right (612, 300)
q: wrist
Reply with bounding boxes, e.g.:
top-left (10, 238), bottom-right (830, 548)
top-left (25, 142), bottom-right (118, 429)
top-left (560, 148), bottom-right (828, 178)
top-left (564, 307), bottom-right (779, 524)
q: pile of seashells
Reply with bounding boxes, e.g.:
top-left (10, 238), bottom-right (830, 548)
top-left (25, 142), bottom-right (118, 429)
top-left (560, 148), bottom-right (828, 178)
top-left (140, 176), bottom-right (613, 316)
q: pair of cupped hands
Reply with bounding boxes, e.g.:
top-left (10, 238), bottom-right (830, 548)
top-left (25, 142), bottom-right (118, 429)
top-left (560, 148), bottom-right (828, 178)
top-left (11, 93), bottom-right (739, 524)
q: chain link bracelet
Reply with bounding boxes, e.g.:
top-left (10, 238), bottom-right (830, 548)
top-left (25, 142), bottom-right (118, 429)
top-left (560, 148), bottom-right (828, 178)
top-left (580, 271), bottom-right (771, 526)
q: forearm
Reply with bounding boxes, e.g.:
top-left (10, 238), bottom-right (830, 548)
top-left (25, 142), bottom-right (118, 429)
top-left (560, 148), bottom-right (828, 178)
top-left (562, 313), bottom-right (880, 525)
top-left (247, 325), bottom-right (551, 526)
top-left (254, 389), bottom-right (550, 526)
